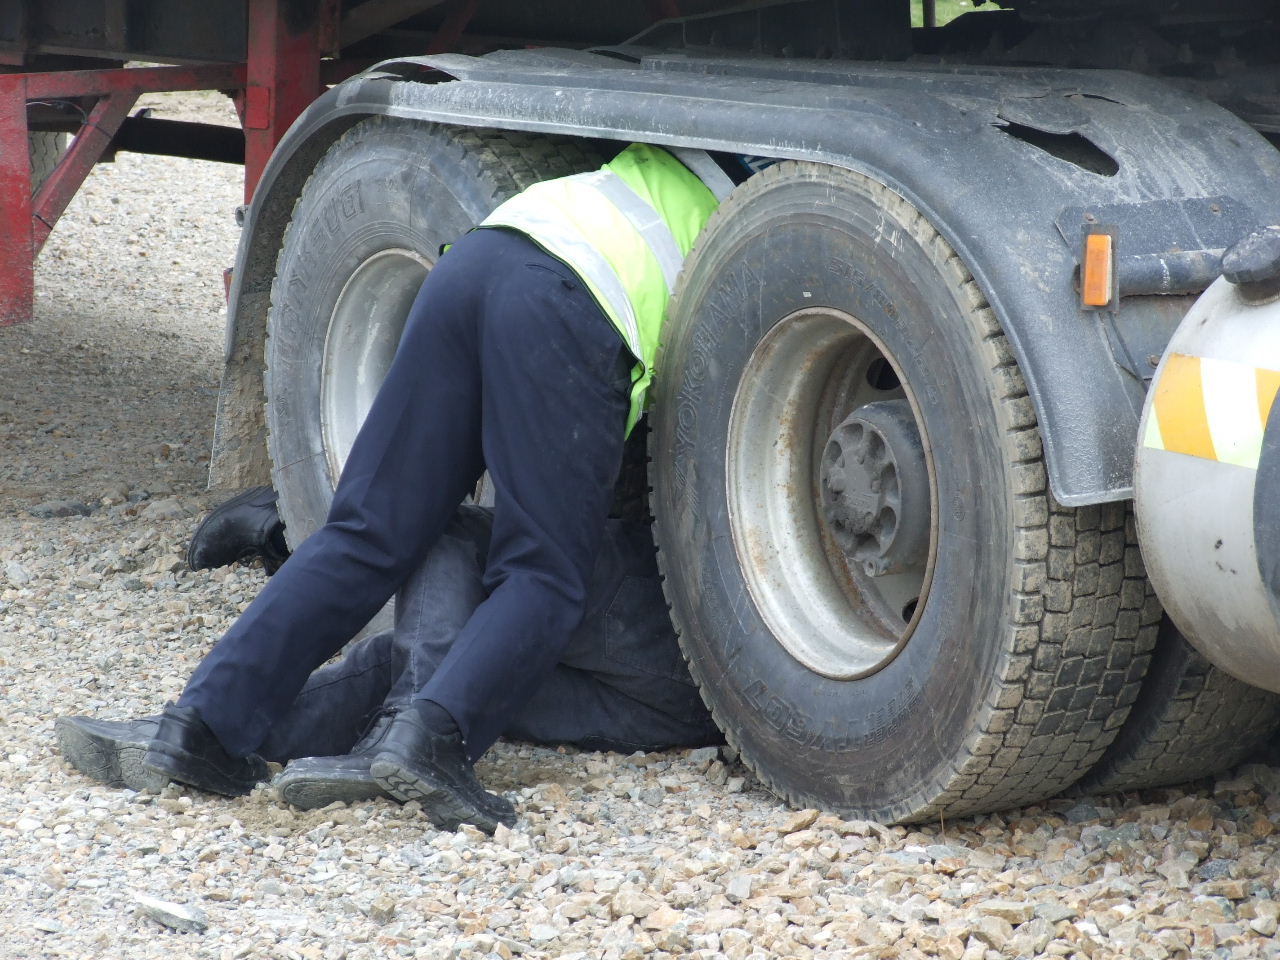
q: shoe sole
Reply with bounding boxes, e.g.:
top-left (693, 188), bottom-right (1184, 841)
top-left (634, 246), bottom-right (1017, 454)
top-left (275, 772), bottom-right (390, 811)
top-left (55, 718), bottom-right (167, 793)
top-left (369, 757), bottom-right (512, 835)
top-left (143, 743), bottom-right (261, 798)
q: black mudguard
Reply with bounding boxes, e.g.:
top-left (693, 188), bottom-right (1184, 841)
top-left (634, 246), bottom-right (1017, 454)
top-left (217, 46), bottom-right (1280, 504)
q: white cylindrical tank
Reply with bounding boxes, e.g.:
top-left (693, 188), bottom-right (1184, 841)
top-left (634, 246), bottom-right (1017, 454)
top-left (1135, 230), bottom-right (1280, 692)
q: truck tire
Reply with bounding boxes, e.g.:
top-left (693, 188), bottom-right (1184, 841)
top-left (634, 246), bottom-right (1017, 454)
top-left (29, 132), bottom-right (67, 190)
top-left (650, 161), bottom-right (1161, 823)
top-left (264, 118), bottom-right (604, 544)
top-left (1080, 617), bottom-right (1280, 793)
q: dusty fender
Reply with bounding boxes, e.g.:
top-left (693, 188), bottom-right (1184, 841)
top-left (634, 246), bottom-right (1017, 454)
top-left (1135, 271), bottom-right (1280, 692)
top-left (212, 48), bottom-right (1280, 504)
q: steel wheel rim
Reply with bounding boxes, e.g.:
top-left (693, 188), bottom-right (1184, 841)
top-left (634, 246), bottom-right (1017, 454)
top-left (321, 249), bottom-right (429, 484)
top-left (725, 307), bottom-right (938, 680)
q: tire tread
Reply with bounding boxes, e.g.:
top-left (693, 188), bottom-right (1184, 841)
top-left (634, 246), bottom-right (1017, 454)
top-left (28, 131), bottom-right (66, 190)
top-left (1080, 620), bottom-right (1280, 793)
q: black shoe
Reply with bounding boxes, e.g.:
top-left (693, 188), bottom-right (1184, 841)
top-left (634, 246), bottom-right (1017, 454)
top-left (271, 711), bottom-right (398, 811)
top-left (370, 710), bottom-right (516, 834)
top-left (187, 486), bottom-right (290, 574)
top-left (55, 715), bottom-right (168, 792)
top-left (143, 704), bottom-right (269, 797)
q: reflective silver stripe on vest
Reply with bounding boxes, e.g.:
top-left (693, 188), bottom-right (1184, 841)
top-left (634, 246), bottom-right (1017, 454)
top-left (484, 196), bottom-right (643, 357)
top-left (670, 147), bottom-right (735, 202)
top-left (571, 170), bottom-right (683, 295)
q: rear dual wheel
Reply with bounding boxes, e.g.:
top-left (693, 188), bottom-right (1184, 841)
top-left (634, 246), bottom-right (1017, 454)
top-left (1082, 616), bottom-right (1280, 793)
top-left (651, 162), bottom-right (1161, 822)
top-left (262, 126), bottom-right (1265, 815)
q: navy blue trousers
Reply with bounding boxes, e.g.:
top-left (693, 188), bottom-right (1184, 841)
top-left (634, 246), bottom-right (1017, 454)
top-left (258, 507), bottom-right (721, 762)
top-left (180, 228), bottom-right (633, 760)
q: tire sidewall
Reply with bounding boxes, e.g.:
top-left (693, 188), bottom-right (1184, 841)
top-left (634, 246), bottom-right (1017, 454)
top-left (654, 167), bottom-right (1013, 818)
top-left (266, 121), bottom-right (506, 544)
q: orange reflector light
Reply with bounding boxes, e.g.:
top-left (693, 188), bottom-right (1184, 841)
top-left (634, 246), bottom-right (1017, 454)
top-left (1082, 232), bottom-right (1113, 308)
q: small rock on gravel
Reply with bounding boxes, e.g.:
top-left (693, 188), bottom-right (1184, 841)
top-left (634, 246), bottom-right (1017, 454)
top-left (980, 899), bottom-right (1036, 924)
top-left (1034, 903), bottom-right (1078, 923)
top-left (140, 497), bottom-right (187, 520)
top-left (134, 894), bottom-right (208, 934)
top-left (611, 889), bottom-right (659, 919)
top-left (781, 808), bottom-right (819, 833)
top-left (27, 499), bottom-right (93, 518)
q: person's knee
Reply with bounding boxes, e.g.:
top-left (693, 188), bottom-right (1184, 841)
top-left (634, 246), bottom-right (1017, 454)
top-left (312, 513), bottom-right (422, 581)
top-left (484, 558), bottom-right (587, 606)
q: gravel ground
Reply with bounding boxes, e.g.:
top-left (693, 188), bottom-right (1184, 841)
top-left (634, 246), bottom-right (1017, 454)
top-left (4, 91), bottom-right (1280, 960)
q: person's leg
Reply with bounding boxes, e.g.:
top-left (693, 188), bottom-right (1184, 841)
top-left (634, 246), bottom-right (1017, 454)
top-left (503, 664), bottom-right (722, 753)
top-left (261, 504), bottom-right (497, 765)
top-left (411, 243), bottom-right (633, 760)
top-left (371, 234), bottom-right (631, 832)
top-left (384, 506), bottom-right (494, 705)
top-left (147, 232), bottom-right (507, 792)
top-left (268, 510), bottom-right (718, 768)
top-left (269, 508), bottom-right (496, 810)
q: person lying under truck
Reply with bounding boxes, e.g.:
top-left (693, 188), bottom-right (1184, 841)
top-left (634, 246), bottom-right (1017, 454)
top-left (59, 502), bottom-right (722, 810)
top-left (52, 142), bottom-right (744, 832)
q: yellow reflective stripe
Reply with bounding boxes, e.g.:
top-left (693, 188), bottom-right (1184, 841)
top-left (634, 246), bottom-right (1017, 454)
top-left (576, 170), bottom-right (683, 295)
top-left (565, 180), bottom-right (670, 366)
top-left (605, 144), bottom-right (719, 257)
top-left (1151, 354), bottom-right (1217, 461)
top-left (481, 181), bottom-right (643, 357)
top-left (1258, 368), bottom-right (1280, 428)
top-left (1145, 353), bottom-right (1280, 469)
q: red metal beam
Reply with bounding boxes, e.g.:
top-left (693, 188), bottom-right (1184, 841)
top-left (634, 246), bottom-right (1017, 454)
top-left (31, 91), bottom-right (138, 255)
top-left (19, 63), bottom-right (246, 100)
top-left (0, 61), bottom-right (250, 325)
top-left (0, 0), bottom-right (339, 324)
top-left (242, 0), bottom-right (324, 202)
top-left (0, 80), bottom-right (33, 326)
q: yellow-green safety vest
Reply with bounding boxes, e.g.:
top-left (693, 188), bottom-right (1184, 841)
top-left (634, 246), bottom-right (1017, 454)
top-left (479, 143), bottom-right (731, 434)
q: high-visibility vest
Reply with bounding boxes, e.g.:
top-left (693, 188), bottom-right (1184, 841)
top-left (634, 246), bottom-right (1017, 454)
top-left (479, 143), bottom-right (732, 434)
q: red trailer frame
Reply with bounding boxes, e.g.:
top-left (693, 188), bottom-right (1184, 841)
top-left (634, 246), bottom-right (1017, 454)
top-left (0, 0), bottom-right (330, 326)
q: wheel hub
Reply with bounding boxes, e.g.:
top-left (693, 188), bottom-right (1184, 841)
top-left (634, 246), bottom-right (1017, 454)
top-left (821, 399), bottom-right (930, 578)
top-left (322, 248), bottom-right (430, 483)
top-left (725, 307), bottom-right (936, 679)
